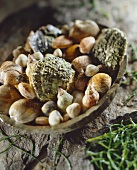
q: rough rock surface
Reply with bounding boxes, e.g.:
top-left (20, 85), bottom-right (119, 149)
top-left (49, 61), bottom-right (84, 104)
top-left (0, 1), bottom-right (137, 170)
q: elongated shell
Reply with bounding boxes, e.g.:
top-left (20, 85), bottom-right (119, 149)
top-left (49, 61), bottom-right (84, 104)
top-left (9, 98), bottom-right (41, 123)
top-left (0, 85), bottom-right (22, 115)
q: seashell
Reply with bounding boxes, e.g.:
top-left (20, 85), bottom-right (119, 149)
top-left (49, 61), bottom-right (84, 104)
top-left (3, 70), bottom-right (22, 85)
top-left (12, 46), bottom-right (28, 62)
top-left (79, 36), bottom-right (95, 54)
top-left (88, 73), bottom-right (112, 94)
top-left (0, 61), bottom-right (23, 74)
top-left (57, 88), bottom-right (73, 113)
top-left (69, 20), bottom-right (100, 42)
top-left (75, 72), bottom-right (89, 92)
top-left (0, 84), bottom-right (22, 115)
top-left (62, 113), bottom-right (70, 122)
top-left (72, 55), bottom-right (92, 73)
top-left (41, 101), bottom-right (57, 116)
top-left (35, 116), bottom-right (49, 125)
top-left (48, 110), bottom-right (63, 126)
top-left (15, 54), bottom-right (28, 67)
top-left (52, 35), bottom-right (73, 49)
top-left (85, 64), bottom-right (99, 77)
top-left (33, 52), bottom-right (44, 60)
top-left (53, 48), bottom-right (63, 58)
top-left (9, 98), bottom-right (41, 123)
top-left (66, 103), bottom-right (81, 118)
top-left (27, 55), bottom-right (75, 101)
top-left (82, 88), bottom-right (99, 110)
top-left (72, 90), bottom-right (84, 105)
top-left (28, 30), bottom-right (55, 54)
top-left (92, 28), bottom-right (127, 70)
top-left (18, 82), bottom-right (36, 99)
top-left (64, 44), bottom-right (80, 62)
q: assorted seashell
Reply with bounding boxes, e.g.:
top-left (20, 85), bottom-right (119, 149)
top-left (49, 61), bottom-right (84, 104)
top-left (69, 20), bottom-right (100, 42)
top-left (0, 20), bottom-right (125, 127)
top-left (48, 110), bottom-right (63, 126)
top-left (18, 82), bottom-right (36, 99)
top-left (88, 73), bottom-right (112, 94)
top-left (9, 98), bottom-right (41, 123)
top-left (79, 36), bottom-right (95, 54)
top-left (75, 72), bottom-right (89, 92)
top-left (66, 103), bottom-right (81, 118)
top-left (0, 85), bottom-right (22, 115)
top-left (41, 101), bottom-right (57, 116)
top-left (64, 44), bottom-right (80, 62)
top-left (85, 64), bottom-right (99, 77)
top-left (35, 116), bottom-right (49, 125)
top-left (53, 48), bottom-right (63, 58)
top-left (57, 88), bottom-right (73, 113)
top-left (52, 35), bottom-right (73, 49)
top-left (72, 55), bottom-right (92, 73)
top-left (15, 54), bottom-right (28, 67)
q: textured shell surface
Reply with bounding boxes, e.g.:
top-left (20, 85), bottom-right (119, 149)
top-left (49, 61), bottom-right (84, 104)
top-left (92, 28), bottom-right (127, 70)
top-left (28, 55), bottom-right (75, 102)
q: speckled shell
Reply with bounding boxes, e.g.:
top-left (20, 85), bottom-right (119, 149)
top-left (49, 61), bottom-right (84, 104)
top-left (92, 28), bottom-right (127, 70)
top-left (28, 55), bottom-right (75, 101)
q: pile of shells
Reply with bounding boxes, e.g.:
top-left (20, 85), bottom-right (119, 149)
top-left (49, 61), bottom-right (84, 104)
top-left (0, 20), bottom-right (127, 127)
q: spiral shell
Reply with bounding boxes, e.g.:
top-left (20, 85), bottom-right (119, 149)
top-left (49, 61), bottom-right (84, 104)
top-left (88, 73), bottom-right (112, 94)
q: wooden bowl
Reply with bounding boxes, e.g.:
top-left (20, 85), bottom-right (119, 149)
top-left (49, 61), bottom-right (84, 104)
top-left (0, 6), bottom-right (127, 134)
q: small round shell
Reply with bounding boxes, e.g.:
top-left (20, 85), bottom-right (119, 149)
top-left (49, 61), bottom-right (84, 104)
top-left (72, 55), bottom-right (92, 73)
top-left (41, 101), bottom-right (56, 116)
top-left (53, 48), bottom-right (63, 58)
top-left (48, 110), bottom-right (63, 126)
top-left (18, 82), bottom-right (36, 99)
top-left (9, 98), bottom-right (41, 123)
top-left (89, 73), bottom-right (112, 94)
top-left (85, 64), bottom-right (99, 77)
top-left (15, 54), bottom-right (28, 67)
top-left (52, 35), bottom-right (73, 49)
top-left (57, 88), bottom-right (73, 113)
top-left (33, 52), bottom-right (44, 60)
top-left (66, 103), bottom-right (81, 118)
top-left (79, 36), bottom-right (95, 54)
top-left (35, 116), bottom-right (49, 125)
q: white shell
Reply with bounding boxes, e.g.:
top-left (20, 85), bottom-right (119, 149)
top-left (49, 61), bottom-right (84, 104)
top-left (48, 110), bottom-right (63, 126)
top-left (53, 48), bottom-right (63, 58)
top-left (15, 54), bottom-right (28, 67)
top-left (33, 52), bottom-right (44, 60)
top-left (66, 103), bottom-right (81, 118)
